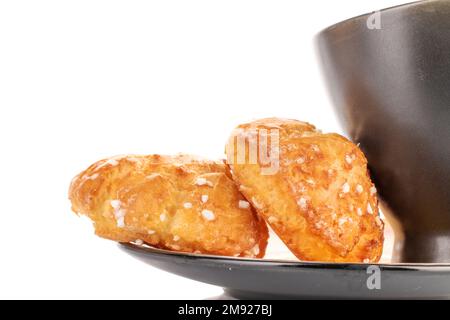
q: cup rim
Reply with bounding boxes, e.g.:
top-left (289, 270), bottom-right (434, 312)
top-left (317, 0), bottom-right (434, 36)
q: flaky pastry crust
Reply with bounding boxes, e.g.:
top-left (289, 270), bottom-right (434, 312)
top-left (69, 154), bottom-right (268, 258)
top-left (226, 118), bottom-right (384, 262)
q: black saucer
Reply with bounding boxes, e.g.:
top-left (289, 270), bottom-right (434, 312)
top-left (119, 243), bottom-right (450, 299)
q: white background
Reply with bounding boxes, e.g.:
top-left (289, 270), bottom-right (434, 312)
top-left (0, 0), bottom-right (406, 299)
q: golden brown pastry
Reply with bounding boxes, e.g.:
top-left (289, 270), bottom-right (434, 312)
top-left (225, 118), bottom-right (384, 262)
top-left (69, 154), bottom-right (268, 258)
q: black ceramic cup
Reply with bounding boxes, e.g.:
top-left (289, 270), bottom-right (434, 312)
top-left (317, 0), bottom-right (450, 262)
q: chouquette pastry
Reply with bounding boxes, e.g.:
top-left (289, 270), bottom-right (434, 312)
top-left (69, 154), bottom-right (268, 258)
top-left (225, 118), bottom-right (384, 262)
